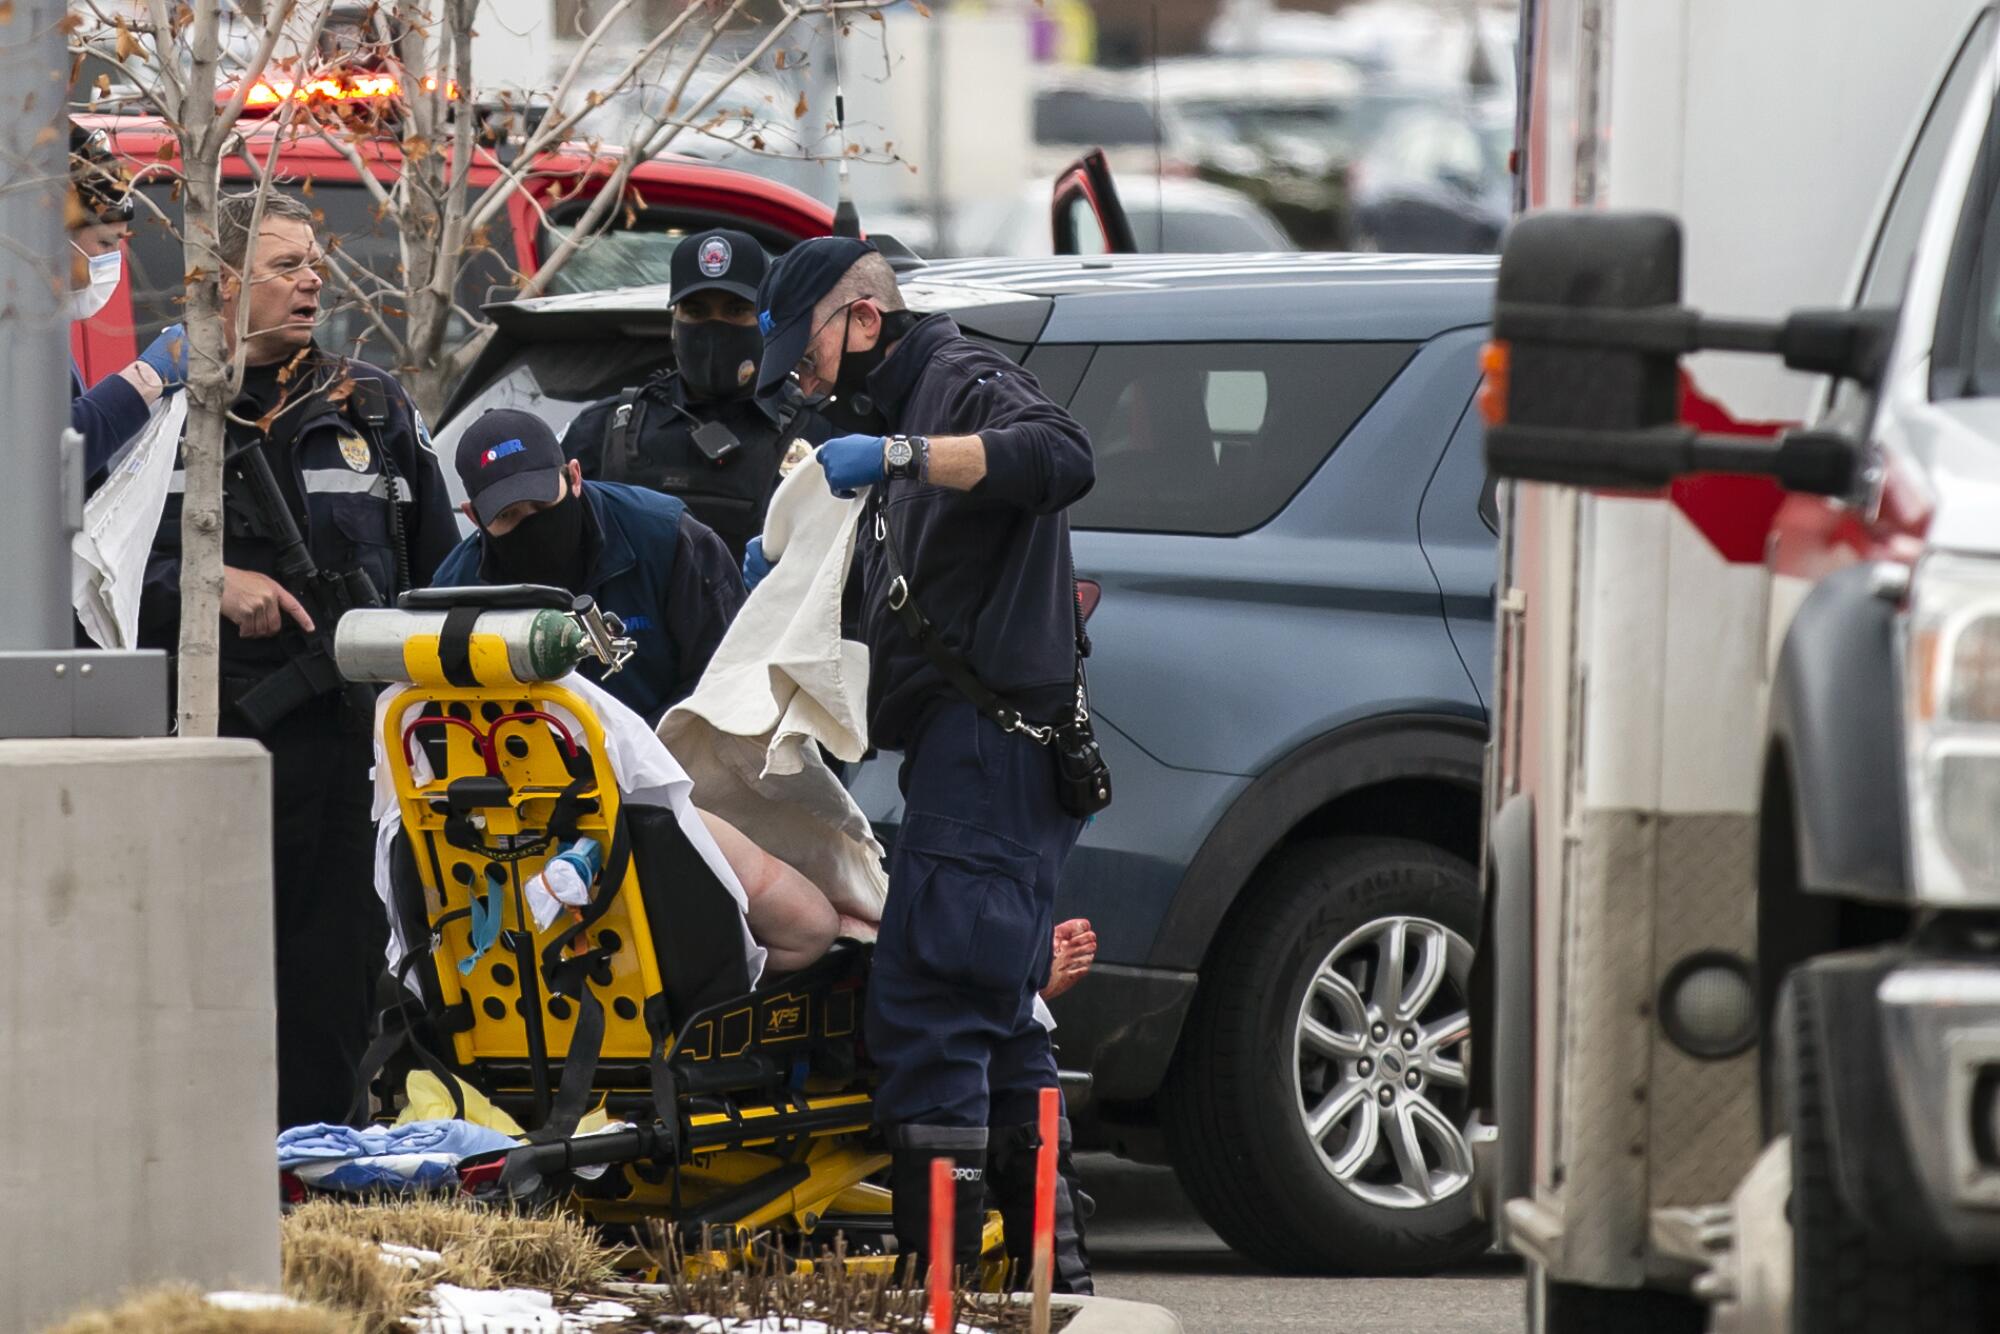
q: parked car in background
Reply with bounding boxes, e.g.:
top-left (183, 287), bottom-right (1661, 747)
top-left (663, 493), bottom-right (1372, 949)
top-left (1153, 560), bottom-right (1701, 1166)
top-left (965, 176), bottom-right (1295, 256)
top-left (1350, 102), bottom-right (1511, 253)
top-left (433, 242), bottom-right (1501, 1274)
top-left (1152, 56), bottom-right (1366, 249)
top-left (1031, 66), bottom-right (1185, 182)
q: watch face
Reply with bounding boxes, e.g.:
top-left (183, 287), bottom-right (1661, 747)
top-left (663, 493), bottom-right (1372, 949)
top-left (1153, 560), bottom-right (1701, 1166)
top-left (886, 439), bottom-right (914, 467)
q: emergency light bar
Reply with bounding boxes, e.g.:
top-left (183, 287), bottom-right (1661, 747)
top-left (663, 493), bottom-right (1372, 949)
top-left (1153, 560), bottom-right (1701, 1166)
top-left (235, 73), bottom-right (459, 111)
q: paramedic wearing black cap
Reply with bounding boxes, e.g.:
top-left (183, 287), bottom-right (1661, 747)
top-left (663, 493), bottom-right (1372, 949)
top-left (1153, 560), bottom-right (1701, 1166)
top-left (754, 236), bottom-right (1098, 1291)
top-left (435, 407), bottom-right (745, 722)
top-left (561, 228), bottom-right (825, 563)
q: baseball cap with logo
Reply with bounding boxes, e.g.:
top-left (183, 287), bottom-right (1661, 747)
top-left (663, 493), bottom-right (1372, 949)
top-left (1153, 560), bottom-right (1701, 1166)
top-left (454, 408), bottom-right (567, 527)
top-left (671, 227), bottom-right (766, 306)
top-left (753, 235), bottom-right (878, 395)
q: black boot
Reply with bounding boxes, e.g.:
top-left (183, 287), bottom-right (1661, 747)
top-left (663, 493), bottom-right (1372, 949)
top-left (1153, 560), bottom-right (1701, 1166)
top-left (887, 1124), bottom-right (989, 1286)
top-left (988, 1117), bottom-right (1094, 1296)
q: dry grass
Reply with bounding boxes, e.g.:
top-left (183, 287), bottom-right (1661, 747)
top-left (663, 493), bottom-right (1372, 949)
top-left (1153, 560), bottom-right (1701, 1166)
top-left (43, 1285), bottom-right (359, 1334)
top-left (279, 1223), bottom-right (432, 1334)
top-left (599, 1225), bottom-right (1073, 1334)
top-left (286, 1197), bottom-right (616, 1293)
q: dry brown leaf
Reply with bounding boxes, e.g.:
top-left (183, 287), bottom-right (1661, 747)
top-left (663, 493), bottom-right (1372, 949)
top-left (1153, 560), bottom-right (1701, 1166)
top-left (793, 91), bottom-right (808, 119)
top-left (300, 177), bottom-right (314, 197)
top-left (32, 124), bottom-right (57, 147)
top-left (0, 3), bottom-right (15, 26)
top-left (115, 20), bottom-right (138, 60)
top-left (585, 90), bottom-right (604, 108)
top-left (55, 11), bottom-right (81, 33)
top-left (913, 1), bottom-right (931, 15)
top-left (404, 135), bottom-right (432, 160)
top-left (156, 141), bottom-right (177, 161)
top-left (774, 50), bottom-right (787, 69)
top-left (94, 73), bottom-right (110, 93)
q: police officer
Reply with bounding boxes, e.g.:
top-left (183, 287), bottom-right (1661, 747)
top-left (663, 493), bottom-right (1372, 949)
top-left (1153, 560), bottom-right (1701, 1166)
top-left (137, 191), bottom-right (459, 1129)
top-left (754, 237), bottom-right (1099, 1291)
top-left (66, 123), bottom-right (191, 480)
top-left (435, 408), bottom-right (745, 723)
top-left (562, 228), bottom-right (823, 563)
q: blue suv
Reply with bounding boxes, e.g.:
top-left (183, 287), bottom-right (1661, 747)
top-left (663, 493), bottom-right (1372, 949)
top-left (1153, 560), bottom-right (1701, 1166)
top-left (437, 249), bottom-right (1498, 1274)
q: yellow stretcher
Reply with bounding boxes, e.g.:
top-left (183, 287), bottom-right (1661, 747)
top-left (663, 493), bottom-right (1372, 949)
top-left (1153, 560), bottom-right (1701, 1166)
top-left (337, 585), bottom-right (997, 1271)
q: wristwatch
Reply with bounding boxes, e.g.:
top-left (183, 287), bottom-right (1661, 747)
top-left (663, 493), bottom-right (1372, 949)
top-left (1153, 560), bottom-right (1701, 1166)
top-left (883, 434), bottom-right (929, 482)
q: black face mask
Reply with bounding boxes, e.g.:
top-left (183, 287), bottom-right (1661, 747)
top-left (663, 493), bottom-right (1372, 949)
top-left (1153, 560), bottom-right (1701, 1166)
top-left (823, 308), bottom-right (920, 434)
top-left (674, 318), bottom-right (762, 402)
top-left (485, 486), bottom-right (588, 592)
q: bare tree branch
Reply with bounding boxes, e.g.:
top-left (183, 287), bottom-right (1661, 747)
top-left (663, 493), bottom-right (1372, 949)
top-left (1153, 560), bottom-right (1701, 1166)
top-left (210, 0), bottom-right (303, 148)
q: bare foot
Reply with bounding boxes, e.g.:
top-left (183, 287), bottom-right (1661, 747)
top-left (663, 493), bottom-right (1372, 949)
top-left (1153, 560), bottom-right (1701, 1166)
top-left (1041, 917), bottom-right (1097, 1001)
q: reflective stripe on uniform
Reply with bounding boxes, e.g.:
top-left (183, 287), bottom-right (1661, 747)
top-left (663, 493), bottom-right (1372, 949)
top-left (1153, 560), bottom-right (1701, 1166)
top-left (166, 469), bottom-right (412, 501)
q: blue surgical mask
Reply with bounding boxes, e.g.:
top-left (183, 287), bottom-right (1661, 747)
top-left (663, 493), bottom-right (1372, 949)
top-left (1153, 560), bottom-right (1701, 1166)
top-left (69, 242), bottom-right (122, 320)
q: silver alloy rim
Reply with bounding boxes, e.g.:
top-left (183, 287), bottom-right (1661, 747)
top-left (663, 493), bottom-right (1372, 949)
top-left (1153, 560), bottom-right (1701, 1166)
top-left (1291, 913), bottom-right (1476, 1210)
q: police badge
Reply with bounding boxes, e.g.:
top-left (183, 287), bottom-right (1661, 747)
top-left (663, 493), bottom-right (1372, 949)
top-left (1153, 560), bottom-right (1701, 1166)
top-left (338, 433), bottom-right (372, 472)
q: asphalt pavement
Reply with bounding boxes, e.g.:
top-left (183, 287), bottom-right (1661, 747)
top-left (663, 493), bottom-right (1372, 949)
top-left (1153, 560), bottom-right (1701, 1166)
top-left (1078, 1154), bottom-right (1524, 1334)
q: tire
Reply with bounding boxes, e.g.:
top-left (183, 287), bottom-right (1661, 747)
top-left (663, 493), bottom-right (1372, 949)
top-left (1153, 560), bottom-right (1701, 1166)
top-left (1529, 1269), bottom-right (1704, 1334)
top-left (1781, 976), bottom-right (1999, 1334)
top-left (1161, 836), bottom-right (1490, 1273)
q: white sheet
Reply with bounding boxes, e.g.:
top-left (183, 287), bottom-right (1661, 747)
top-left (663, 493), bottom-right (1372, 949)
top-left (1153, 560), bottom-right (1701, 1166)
top-left (71, 393), bottom-right (185, 649)
top-left (658, 460), bottom-right (889, 929)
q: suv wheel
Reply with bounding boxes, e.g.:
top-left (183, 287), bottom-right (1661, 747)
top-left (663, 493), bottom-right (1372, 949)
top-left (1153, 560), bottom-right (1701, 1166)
top-left (1162, 836), bottom-right (1490, 1273)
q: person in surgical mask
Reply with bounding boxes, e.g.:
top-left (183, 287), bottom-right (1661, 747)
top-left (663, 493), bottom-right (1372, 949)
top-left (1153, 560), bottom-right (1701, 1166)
top-left (436, 408), bottom-right (747, 724)
top-left (560, 228), bottom-right (829, 563)
top-left (67, 123), bottom-right (189, 481)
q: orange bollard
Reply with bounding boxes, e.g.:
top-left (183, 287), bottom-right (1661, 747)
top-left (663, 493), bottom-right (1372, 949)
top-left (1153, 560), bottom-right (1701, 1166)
top-left (1030, 1085), bottom-right (1060, 1334)
top-left (929, 1155), bottom-right (954, 1333)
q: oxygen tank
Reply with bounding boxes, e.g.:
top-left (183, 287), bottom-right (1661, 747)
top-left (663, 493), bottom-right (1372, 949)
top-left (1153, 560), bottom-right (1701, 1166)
top-left (335, 606), bottom-right (593, 688)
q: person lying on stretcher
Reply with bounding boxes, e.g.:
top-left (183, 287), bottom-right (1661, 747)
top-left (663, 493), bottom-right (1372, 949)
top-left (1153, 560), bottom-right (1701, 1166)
top-left (697, 807), bottom-right (1094, 995)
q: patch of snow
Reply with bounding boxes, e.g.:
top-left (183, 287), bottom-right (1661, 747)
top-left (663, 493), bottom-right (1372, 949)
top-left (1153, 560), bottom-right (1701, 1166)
top-left (574, 1300), bottom-right (637, 1321)
top-left (379, 1241), bottom-right (446, 1269)
top-left (206, 1292), bottom-right (305, 1312)
top-left (413, 1285), bottom-right (565, 1333)
top-left (413, 1286), bottom-right (645, 1333)
top-left (680, 1320), bottom-right (991, 1334)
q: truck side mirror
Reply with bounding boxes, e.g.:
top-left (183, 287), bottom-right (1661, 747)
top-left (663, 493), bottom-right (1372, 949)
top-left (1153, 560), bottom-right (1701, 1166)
top-left (1497, 212), bottom-right (1684, 435)
top-left (1484, 210), bottom-right (1875, 497)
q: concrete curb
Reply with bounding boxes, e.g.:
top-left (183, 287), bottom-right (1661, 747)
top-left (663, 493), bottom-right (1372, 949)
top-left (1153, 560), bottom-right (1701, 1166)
top-left (1050, 1292), bottom-right (1184, 1332)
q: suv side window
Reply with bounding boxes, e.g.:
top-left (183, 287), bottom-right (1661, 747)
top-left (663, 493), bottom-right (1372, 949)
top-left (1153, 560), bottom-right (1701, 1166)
top-left (1065, 342), bottom-right (1414, 535)
top-left (1856, 8), bottom-right (1998, 310)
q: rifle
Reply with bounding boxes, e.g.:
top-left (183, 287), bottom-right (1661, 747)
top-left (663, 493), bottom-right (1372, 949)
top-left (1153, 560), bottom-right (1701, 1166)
top-left (227, 439), bottom-right (383, 734)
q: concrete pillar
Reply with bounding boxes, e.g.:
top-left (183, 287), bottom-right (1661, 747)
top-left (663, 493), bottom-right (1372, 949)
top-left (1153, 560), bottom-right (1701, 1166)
top-left (1, 739), bottom-right (278, 1331)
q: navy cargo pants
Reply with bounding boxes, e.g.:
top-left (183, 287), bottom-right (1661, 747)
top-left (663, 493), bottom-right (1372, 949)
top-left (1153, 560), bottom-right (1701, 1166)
top-left (865, 698), bottom-right (1080, 1130)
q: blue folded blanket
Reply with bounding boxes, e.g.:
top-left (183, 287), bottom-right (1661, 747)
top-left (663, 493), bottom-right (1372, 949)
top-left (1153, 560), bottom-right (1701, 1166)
top-left (277, 1119), bottom-right (517, 1192)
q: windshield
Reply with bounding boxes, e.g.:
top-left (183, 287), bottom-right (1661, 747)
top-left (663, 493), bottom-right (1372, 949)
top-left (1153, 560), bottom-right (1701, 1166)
top-left (1932, 87), bottom-right (2000, 399)
top-left (535, 226), bottom-right (684, 295)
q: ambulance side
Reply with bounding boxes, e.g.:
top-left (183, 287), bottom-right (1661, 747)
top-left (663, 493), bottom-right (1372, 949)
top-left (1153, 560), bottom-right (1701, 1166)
top-left (1487, 0), bottom-right (1987, 1321)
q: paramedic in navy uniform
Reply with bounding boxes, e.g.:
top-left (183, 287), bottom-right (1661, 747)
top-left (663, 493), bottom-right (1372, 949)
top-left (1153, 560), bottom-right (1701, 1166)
top-left (434, 408), bottom-right (745, 723)
top-left (752, 237), bottom-right (1096, 1292)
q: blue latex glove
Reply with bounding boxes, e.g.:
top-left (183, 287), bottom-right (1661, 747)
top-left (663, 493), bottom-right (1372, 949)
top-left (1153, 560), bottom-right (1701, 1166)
top-left (816, 433), bottom-right (887, 499)
top-left (138, 323), bottom-right (188, 394)
top-left (743, 535), bottom-right (774, 592)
